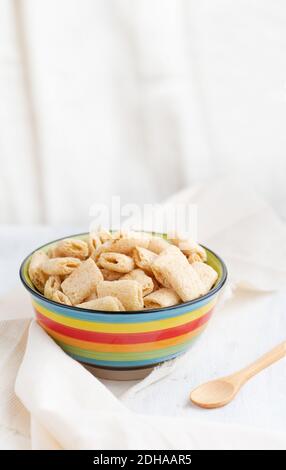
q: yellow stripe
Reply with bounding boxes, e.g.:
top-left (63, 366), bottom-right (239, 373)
top-left (33, 297), bottom-right (216, 333)
top-left (39, 321), bottom-right (207, 352)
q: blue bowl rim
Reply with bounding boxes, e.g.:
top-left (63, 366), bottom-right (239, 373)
top-left (19, 232), bottom-right (228, 316)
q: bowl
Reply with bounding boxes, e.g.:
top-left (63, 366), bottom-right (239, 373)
top-left (20, 232), bottom-right (227, 380)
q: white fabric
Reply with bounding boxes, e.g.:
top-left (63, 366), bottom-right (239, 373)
top-left (0, 0), bottom-right (286, 223)
top-left (13, 321), bottom-right (286, 450)
top-left (0, 180), bottom-right (286, 449)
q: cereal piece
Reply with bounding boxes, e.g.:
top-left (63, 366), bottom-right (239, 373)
top-left (76, 296), bottom-right (125, 311)
top-left (52, 290), bottom-right (72, 306)
top-left (133, 247), bottom-right (157, 275)
top-left (61, 258), bottom-right (103, 305)
top-left (144, 288), bottom-right (180, 309)
top-left (98, 229), bottom-right (113, 243)
top-left (151, 276), bottom-right (160, 291)
top-left (100, 269), bottom-right (122, 281)
top-left (108, 236), bottom-right (150, 255)
top-left (192, 262), bottom-right (218, 294)
top-left (98, 252), bottom-right (134, 273)
top-left (170, 236), bottom-right (207, 262)
top-left (90, 240), bottom-right (113, 261)
top-left (148, 236), bottom-right (170, 254)
top-left (52, 238), bottom-right (88, 260)
top-left (149, 246), bottom-right (178, 288)
top-left (188, 253), bottom-right (202, 264)
top-left (42, 257), bottom-right (81, 276)
top-left (44, 275), bottom-right (61, 300)
top-left (84, 291), bottom-right (98, 302)
top-left (88, 232), bottom-right (102, 256)
top-left (91, 230), bottom-right (150, 257)
top-left (89, 228), bottom-right (113, 249)
top-left (28, 250), bottom-right (49, 293)
top-left (97, 280), bottom-right (144, 311)
top-left (151, 246), bottom-right (205, 301)
top-left (47, 246), bottom-right (57, 258)
top-left (121, 269), bottom-right (154, 296)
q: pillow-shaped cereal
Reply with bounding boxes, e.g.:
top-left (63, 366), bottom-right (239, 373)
top-left (76, 296), bottom-right (125, 311)
top-left (107, 237), bottom-right (149, 255)
top-left (28, 250), bottom-right (49, 293)
top-left (44, 275), bottom-right (61, 300)
top-left (61, 258), bottom-right (103, 305)
top-left (97, 280), bottom-right (143, 311)
top-left (83, 291), bottom-right (98, 302)
top-left (151, 246), bottom-right (205, 301)
top-left (170, 236), bottom-right (207, 262)
top-left (42, 257), bottom-right (81, 276)
top-left (88, 232), bottom-right (102, 256)
top-left (53, 238), bottom-right (88, 260)
top-left (133, 247), bottom-right (157, 275)
top-left (98, 229), bottom-right (113, 243)
top-left (100, 269), bottom-right (122, 281)
top-left (90, 240), bottom-right (113, 261)
top-left (144, 288), bottom-right (180, 309)
top-left (192, 261), bottom-right (218, 294)
top-left (88, 229), bottom-right (113, 257)
top-left (148, 237), bottom-right (170, 254)
top-left (188, 253), bottom-right (202, 264)
top-left (98, 252), bottom-right (134, 273)
top-left (52, 290), bottom-right (72, 305)
top-left (121, 269), bottom-right (154, 296)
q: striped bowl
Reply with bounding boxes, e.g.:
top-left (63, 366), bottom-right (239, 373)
top-left (20, 233), bottom-right (227, 380)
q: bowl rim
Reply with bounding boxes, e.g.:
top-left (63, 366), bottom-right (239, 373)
top-left (19, 232), bottom-right (228, 316)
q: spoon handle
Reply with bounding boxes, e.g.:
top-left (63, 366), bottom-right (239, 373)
top-left (231, 341), bottom-right (286, 385)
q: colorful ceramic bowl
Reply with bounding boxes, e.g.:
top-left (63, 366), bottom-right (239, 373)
top-left (20, 233), bottom-right (227, 380)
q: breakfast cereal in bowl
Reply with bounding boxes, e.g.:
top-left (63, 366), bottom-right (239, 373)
top-left (20, 230), bottom-right (227, 380)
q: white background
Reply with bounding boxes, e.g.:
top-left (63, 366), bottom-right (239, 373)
top-left (0, 0), bottom-right (286, 225)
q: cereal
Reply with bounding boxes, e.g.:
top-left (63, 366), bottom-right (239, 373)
top-left (76, 296), bottom-right (125, 311)
top-left (108, 236), bottom-right (149, 255)
top-left (52, 290), bottom-right (72, 305)
top-left (28, 250), bottom-right (49, 293)
top-left (90, 240), bottom-right (113, 261)
top-left (84, 291), bottom-right (98, 302)
top-left (188, 252), bottom-right (202, 264)
top-left (52, 238), bottom-right (88, 260)
top-left (88, 232), bottom-right (102, 256)
top-left (192, 261), bottom-right (218, 294)
top-left (28, 232), bottom-right (218, 310)
top-left (151, 246), bottom-right (205, 301)
top-left (170, 236), bottom-right (207, 262)
top-left (42, 257), bottom-right (81, 276)
top-left (97, 280), bottom-right (144, 311)
top-left (148, 236), bottom-right (170, 254)
top-left (44, 275), bottom-right (61, 300)
top-left (98, 252), bottom-right (134, 273)
top-left (144, 288), bottom-right (180, 309)
top-left (98, 229), bottom-right (113, 243)
top-left (100, 269), bottom-right (122, 281)
top-left (121, 269), bottom-right (154, 296)
top-left (133, 247), bottom-right (157, 275)
top-left (61, 258), bottom-right (103, 305)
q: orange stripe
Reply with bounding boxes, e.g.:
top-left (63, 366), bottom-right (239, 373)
top-left (39, 320), bottom-right (207, 352)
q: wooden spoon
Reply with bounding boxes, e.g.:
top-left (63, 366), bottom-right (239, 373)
top-left (190, 341), bottom-right (286, 409)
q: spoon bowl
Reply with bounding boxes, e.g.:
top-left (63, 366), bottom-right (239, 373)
top-left (190, 379), bottom-right (237, 409)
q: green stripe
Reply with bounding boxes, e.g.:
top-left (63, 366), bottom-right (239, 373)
top-left (56, 334), bottom-right (201, 361)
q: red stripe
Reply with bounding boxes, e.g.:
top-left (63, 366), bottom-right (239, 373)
top-left (35, 308), bottom-right (213, 344)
